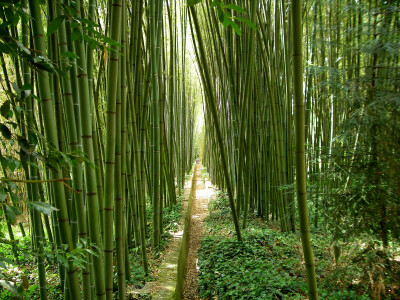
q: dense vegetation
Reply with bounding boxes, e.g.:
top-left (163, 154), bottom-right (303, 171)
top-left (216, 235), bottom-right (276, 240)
top-left (0, 0), bottom-right (399, 299)
top-left (0, 0), bottom-right (198, 298)
top-left (198, 190), bottom-right (400, 299)
top-left (0, 196), bottom-right (184, 299)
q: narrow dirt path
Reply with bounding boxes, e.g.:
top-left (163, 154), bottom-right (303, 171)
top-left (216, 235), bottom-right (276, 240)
top-left (128, 171), bottom-right (194, 299)
top-left (182, 163), bottom-right (213, 299)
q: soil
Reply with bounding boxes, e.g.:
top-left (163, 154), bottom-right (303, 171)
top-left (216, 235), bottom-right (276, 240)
top-left (182, 164), bottom-right (212, 299)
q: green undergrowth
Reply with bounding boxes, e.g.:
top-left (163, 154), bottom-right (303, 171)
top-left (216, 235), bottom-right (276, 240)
top-left (198, 191), bottom-right (399, 299)
top-left (146, 195), bottom-right (183, 253)
top-left (0, 196), bottom-right (184, 299)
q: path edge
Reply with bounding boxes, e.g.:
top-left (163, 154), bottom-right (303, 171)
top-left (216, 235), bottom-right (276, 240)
top-left (173, 163), bottom-right (198, 300)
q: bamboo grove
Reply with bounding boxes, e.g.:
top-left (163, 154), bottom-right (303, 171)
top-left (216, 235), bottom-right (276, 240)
top-left (0, 0), bottom-right (198, 299)
top-left (0, 0), bottom-right (399, 299)
top-left (189, 0), bottom-right (317, 297)
top-left (191, 0), bottom-right (398, 298)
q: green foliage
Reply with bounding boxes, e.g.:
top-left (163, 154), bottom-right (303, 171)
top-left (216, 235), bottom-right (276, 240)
top-left (319, 290), bottom-right (369, 300)
top-left (200, 168), bottom-right (209, 180)
top-left (0, 236), bottom-right (29, 264)
top-left (0, 236), bottom-right (107, 298)
top-left (0, 0), bottom-right (121, 80)
top-left (4, 205), bottom-right (21, 225)
top-left (208, 191), bottom-right (229, 211)
top-left (0, 281), bottom-right (63, 300)
top-left (198, 232), bottom-right (309, 299)
top-left (210, 0), bottom-right (256, 36)
top-left (47, 15), bottom-right (65, 35)
top-left (304, 0), bottom-right (400, 246)
top-left (127, 256), bottom-right (147, 289)
top-left (0, 124), bottom-right (11, 140)
top-left (26, 201), bottom-right (58, 216)
top-left (198, 195), bottom-right (377, 299)
top-left (162, 200), bottom-right (183, 232)
top-left (146, 196), bottom-right (183, 246)
top-left (0, 237), bottom-right (35, 298)
top-left (323, 237), bottom-right (400, 298)
top-left (187, 0), bottom-right (256, 35)
top-left (188, 0), bottom-right (202, 6)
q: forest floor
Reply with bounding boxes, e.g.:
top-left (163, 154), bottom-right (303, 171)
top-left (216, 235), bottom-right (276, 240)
top-left (196, 190), bottom-right (400, 299)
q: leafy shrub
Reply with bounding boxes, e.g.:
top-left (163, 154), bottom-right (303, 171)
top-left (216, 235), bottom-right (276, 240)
top-left (162, 200), bottom-right (183, 232)
top-left (324, 239), bottom-right (400, 299)
top-left (209, 191), bottom-right (229, 211)
top-left (197, 231), bottom-right (309, 299)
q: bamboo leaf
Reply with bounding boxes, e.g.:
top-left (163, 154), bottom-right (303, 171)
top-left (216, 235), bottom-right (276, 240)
top-left (0, 280), bottom-right (20, 298)
top-left (234, 16), bottom-right (257, 30)
top-left (11, 82), bottom-right (21, 99)
top-left (222, 17), bottom-right (232, 29)
top-left (32, 56), bottom-right (56, 73)
top-left (99, 35), bottom-right (122, 48)
top-left (224, 4), bottom-right (245, 13)
top-left (61, 51), bottom-right (78, 59)
top-left (0, 42), bottom-right (11, 54)
top-left (0, 101), bottom-right (11, 119)
top-left (48, 16), bottom-right (65, 35)
top-left (4, 7), bottom-right (19, 26)
top-left (0, 186), bottom-right (6, 202)
top-left (21, 83), bottom-right (33, 91)
top-left (78, 17), bottom-right (99, 28)
top-left (230, 21), bottom-right (242, 36)
top-left (223, 17), bottom-right (241, 35)
top-left (15, 40), bottom-right (30, 55)
top-left (0, 124), bottom-right (11, 140)
top-left (71, 28), bottom-right (83, 42)
top-left (217, 7), bottom-right (225, 23)
top-left (188, 0), bottom-right (202, 6)
top-left (17, 136), bottom-right (30, 152)
top-left (5, 205), bottom-right (21, 225)
top-left (6, 181), bottom-right (17, 190)
top-left (27, 201), bottom-right (59, 215)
